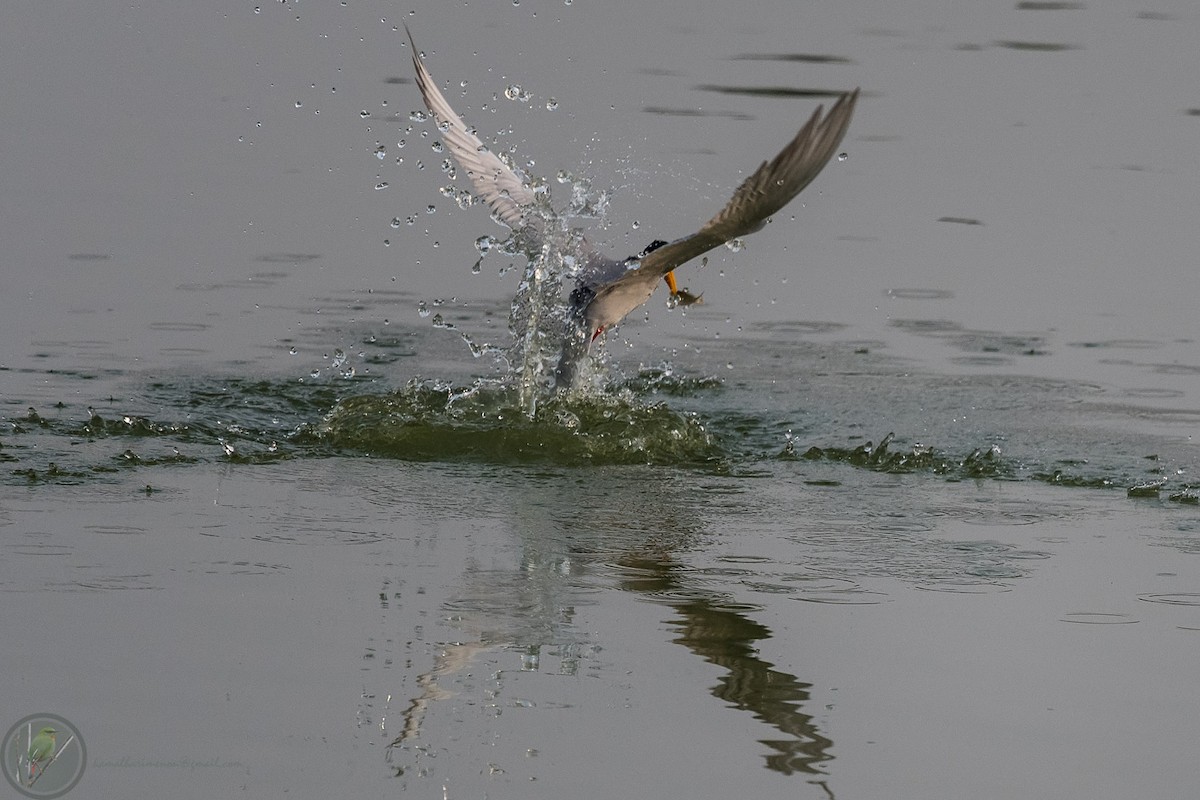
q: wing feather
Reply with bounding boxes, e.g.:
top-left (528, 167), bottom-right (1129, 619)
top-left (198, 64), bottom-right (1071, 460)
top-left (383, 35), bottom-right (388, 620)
top-left (632, 88), bottom-right (859, 280)
top-left (406, 27), bottom-right (536, 230)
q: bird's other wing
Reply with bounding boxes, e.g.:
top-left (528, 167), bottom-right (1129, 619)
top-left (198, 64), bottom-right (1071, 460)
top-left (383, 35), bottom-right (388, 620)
top-left (633, 88), bottom-right (859, 280)
top-left (406, 27), bottom-right (537, 230)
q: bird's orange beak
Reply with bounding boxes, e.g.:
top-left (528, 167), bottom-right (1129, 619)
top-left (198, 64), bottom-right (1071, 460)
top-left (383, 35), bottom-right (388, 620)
top-left (664, 271), bottom-right (703, 307)
top-left (663, 271), bottom-right (679, 295)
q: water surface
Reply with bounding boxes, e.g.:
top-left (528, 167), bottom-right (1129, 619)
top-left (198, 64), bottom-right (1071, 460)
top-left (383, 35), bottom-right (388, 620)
top-left (2, 1), bottom-right (1198, 798)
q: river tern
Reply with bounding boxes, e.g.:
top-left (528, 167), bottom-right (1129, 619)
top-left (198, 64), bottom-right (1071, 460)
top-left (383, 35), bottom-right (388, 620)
top-left (405, 27), bottom-right (858, 388)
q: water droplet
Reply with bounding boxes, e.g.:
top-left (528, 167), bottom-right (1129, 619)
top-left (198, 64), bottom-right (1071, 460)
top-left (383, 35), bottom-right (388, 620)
top-left (475, 235), bottom-right (495, 253)
top-left (417, 301), bottom-right (430, 317)
top-left (374, 145), bottom-right (387, 159)
top-left (374, 181), bottom-right (389, 191)
top-left (409, 110), bottom-right (428, 122)
top-left (725, 238), bottom-right (745, 253)
top-left (426, 204), bottom-right (436, 214)
top-left (360, 110), bottom-right (371, 118)
top-left (288, 346), bottom-right (298, 355)
top-left (505, 84), bottom-right (522, 100)
top-left (431, 140), bottom-right (444, 153)
top-left (545, 98), bottom-right (558, 111)
top-left (837, 152), bottom-right (848, 162)
top-left (390, 217), bottom-right (402, 228)
top-left (294, 100), bottom-right (303, 108)
top-left (631, 220), bottom-right (640, 230)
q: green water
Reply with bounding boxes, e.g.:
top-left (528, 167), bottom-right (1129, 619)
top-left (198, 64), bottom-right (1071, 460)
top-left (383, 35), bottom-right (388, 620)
top-left (7, 324), bottom-right (1195, 499)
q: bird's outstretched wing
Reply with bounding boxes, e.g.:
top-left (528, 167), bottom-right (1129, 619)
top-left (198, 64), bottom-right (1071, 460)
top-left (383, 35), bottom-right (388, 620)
top-left (406, 27), bottom-right (537, 230)
top-left (614, 88), bottom-right (859, 284)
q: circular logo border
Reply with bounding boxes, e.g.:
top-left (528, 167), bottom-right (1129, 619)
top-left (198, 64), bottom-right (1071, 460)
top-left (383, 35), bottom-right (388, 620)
top-left (2, 714), bottom-right (86, 799)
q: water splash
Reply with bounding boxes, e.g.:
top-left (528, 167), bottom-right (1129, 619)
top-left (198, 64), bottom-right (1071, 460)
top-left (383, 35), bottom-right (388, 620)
top-left (8, 373), bottom-right (1196, 487)
top-left (797, 433), bottom-right (1015, 480)
top-left (433, 172), bottom-right (608, 416)
top-left (316, 378), bottom-right (721, 466)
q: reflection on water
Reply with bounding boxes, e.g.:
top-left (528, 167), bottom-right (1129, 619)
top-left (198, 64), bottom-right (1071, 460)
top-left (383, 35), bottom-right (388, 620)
top-left (353, 438), bottom-right (1090, 792)
top-left (371, 462), bottom-right (838, 788)
top-left (619, 554), bottom-right (835, 781)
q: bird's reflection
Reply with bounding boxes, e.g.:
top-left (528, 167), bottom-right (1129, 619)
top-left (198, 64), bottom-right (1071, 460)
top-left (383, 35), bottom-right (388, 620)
top-left (380, 467), bottom-right (835, 788)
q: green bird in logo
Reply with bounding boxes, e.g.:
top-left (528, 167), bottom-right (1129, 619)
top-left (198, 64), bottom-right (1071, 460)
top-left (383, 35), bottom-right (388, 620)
top-left (27, 727), bottom-right (57, 781)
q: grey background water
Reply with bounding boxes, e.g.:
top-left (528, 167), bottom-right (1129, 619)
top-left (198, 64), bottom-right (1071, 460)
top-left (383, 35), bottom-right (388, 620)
top-left (2, 0), bottom-right (1198, 798)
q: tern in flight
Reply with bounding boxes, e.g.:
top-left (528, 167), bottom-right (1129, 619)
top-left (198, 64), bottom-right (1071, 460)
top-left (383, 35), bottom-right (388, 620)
top-left (406, 27), bottom-right (858, 389)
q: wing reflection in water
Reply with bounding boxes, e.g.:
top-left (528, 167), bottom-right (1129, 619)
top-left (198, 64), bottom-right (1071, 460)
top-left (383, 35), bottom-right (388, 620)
top-left (619, 554), bottom-right (836, 784)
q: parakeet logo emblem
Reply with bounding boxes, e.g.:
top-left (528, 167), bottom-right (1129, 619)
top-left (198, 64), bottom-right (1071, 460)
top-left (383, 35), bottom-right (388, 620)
top-left (2, 714), bottom-right (86, 798)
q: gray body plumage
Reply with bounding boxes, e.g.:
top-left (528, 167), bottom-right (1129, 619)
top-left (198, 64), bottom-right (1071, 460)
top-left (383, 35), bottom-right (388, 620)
top-left (406, 28), bottom-right (858, 389)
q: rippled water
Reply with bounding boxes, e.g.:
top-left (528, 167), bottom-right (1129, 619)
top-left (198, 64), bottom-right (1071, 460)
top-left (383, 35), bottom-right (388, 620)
top-left (9, 311), bottom-right (1195, 487)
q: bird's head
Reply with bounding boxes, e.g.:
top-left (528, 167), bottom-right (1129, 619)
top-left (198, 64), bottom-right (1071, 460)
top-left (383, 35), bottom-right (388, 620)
top-left (639, 239), bottom-right (669, 257)
top-left (623, 239), bottom-right (669, 265)
top-left (38, 727), bottom-right (57, 737)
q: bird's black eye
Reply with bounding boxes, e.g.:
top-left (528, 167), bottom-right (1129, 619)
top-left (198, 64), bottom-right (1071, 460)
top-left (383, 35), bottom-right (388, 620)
top-left (569, 284), bottom-right (595, 310)
top-left (640, 239), bottom-right (669, 256)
